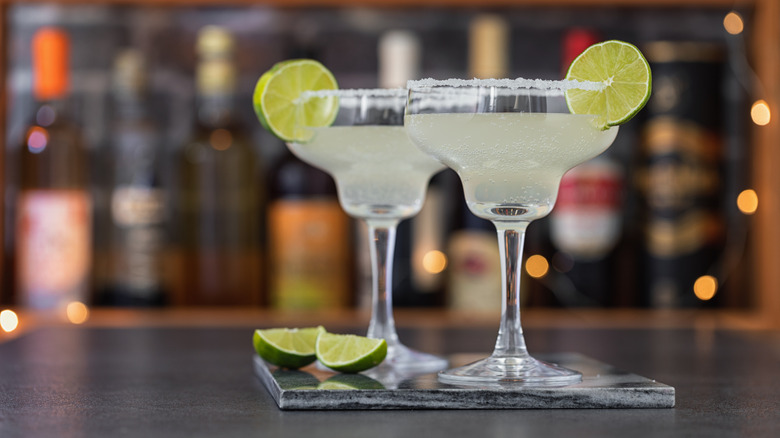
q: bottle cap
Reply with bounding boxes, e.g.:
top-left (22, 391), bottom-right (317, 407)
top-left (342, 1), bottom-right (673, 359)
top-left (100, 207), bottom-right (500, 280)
top-left (196, 26), bottom-right (236, 95)
top-left (378, 30), bottom-right (421, 89)
top-left (197, 25), bottom-right (235, 58)
top-left (32, 27), bottom-right (69, 101)
top-left (113, 49), bottom-right (147, 96)
top-left (561, 28), bottom-right (599, 76)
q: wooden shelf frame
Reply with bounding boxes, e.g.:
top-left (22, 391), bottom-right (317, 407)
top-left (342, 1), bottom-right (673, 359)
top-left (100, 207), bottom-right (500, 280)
top-left (0, 307), bottom-right (770, 345)
top-left (0, 0), bottom-right (778, 328)
top-left (0, 0), bottom-right (757, 7)
top-left (750, 0), bottom-right (780, 329)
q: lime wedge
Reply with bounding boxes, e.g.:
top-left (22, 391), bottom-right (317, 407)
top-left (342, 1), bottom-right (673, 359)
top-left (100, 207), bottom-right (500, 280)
top-left (253, 59), bottom-right (339, 142)
top-left (315, 332), bottom-right (387, 373)
top-left (564, 40), bottom-right (652, 129)
top-left (253, 326), bottom-right (326, 369)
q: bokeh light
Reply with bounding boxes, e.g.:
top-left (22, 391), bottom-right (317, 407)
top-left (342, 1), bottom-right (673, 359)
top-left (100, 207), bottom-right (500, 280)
top-left (526, 255), bottom-right (549, 279)
top-left (751, 100), bottom-right (771, 126)
top-left (0, 310), bottom-right (19, 333)
top-left (27, 126), bottom-right (49, 153)
top-left (210, 128), bottom-right (233, 151)
top-left (66, 301), bottom-right (89, 324)
top-left (723, 11), bottom-right (744, 35)
top-left (694, 275), bottom-right (718, 301)
top-left (36, 105), bottom-right (56, 126)
top-left (737, 189), bottom-right (758, 215)
top-left (422, 250), bottom-right (447, 274)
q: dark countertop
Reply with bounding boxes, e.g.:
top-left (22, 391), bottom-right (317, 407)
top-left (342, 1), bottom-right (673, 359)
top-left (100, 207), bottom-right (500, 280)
top-left (1, 323), bottom-right (779, 437)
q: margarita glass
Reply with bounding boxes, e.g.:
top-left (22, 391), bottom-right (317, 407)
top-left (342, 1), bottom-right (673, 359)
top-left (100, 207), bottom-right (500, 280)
top-left (289, 88), bottom-right (447, 372)
top-left (405, 78), bottom-right (618, 384)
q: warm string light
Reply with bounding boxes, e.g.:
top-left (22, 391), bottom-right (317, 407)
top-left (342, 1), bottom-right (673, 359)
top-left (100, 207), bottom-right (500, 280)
top-left (694, 275), bottom-right (718, 301)
top-left (751, 100), bottom-right (771, 126)
top-left (422, 250), bottom-right (447, 274)
top-left (707, 9), bottom-right (762, 311)
top-left (66, 301), bottom-right (89, 324)
top-left (723, 11), bottom-right (744, 35)
top-left (723, 11), bottom-right (772, 127)
top-left (737, 189), bottom-right (758, 215)
top-left (0, 310), bottom-right (19, 333)
top-left (526, 255), bottom-right (549, 279)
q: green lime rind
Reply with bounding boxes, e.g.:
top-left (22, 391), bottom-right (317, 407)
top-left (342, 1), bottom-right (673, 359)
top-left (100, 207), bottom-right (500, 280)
top-left (253, 326), bottom-right (326, 369)
top-left (252, 59), bottom-right (339, 142)
top-left (564, 40), bottom-right (652, 130)
top-left (315, 332), bottom-right (387, 374)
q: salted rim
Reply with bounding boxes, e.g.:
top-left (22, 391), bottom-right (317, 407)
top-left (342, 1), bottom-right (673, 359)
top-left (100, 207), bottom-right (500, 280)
top-left (407, 77), bottom-right (606, 92)
top-left (298, 88), bottom-right (406, 102)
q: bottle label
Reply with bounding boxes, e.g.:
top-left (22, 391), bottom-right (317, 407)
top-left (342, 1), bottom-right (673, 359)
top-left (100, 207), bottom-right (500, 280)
top-left (268, 199), bottom-right (351, 309)
top-left (447, 230), bottom-right (502, 312)
top-left (552, 159), bottom-right (623, 260)
top-left (110, 186), bottom-right (166, 293)
top-left (637, 117), bottom-right (723, 258)
top-left (112, 186), bottom-right (166, 226)
top-left (16, 190), bottom-right (92, 308)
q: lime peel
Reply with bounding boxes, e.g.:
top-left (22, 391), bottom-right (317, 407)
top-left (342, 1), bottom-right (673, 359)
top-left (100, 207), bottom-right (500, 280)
top-left (315, 332), bottom-right (387, 373)
top-left (253, 326), bottom-right (325, 369)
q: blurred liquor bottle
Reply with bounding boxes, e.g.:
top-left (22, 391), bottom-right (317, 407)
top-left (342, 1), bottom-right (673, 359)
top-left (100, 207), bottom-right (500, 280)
top-left (96, 49), bottom-right (168, 306)
top-left (15, 28), bottom-right (92, 309)
top-left (636, 41), bottom-right (726, 308)
top-left (444, 14), bottom-right (509, 312)
top-left (548, 29), bottom-right (625, 307)
top-left (172, 26), bottom-right (264, 306)
top-left (267, 149), bottom-right (352, 310)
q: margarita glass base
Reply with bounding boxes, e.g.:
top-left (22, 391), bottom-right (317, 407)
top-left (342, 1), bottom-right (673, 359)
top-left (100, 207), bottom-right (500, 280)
top-left (438, 354), bottom-right (582, 386)
top-left (380, 342), bottom-right (449, 373)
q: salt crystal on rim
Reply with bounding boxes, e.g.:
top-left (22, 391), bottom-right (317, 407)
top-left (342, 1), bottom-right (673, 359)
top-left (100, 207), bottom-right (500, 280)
top-left (407, 77), bottom-right (605, 91)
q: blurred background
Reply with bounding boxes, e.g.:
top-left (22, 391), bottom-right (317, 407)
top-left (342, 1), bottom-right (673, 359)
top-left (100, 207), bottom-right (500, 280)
top-left (0, 1), bottom-right (774, 327)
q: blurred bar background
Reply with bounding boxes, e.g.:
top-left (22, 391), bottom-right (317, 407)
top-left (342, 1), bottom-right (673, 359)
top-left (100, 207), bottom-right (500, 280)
top-left (1, 0), bottom-right (779, 330)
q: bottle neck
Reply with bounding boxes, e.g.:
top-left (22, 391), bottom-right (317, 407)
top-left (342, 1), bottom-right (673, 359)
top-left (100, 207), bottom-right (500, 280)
top-left (114, 93), bottom-right (148, 122)
top-left (195, 56), bottom-right (237, 129)
top-left (196, 91), bottom-right (236, 128)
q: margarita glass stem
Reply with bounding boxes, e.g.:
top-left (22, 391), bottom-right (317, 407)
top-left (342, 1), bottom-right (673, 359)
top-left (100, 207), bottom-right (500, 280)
top-left (365, 219), bottom-right (402, 347)
top-left (493, 222), bottom-right (531, 361)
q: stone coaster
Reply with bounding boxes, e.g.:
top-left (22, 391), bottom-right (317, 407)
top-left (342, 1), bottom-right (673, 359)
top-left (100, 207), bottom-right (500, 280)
top-left (253, 353), bottom-right (675, 410)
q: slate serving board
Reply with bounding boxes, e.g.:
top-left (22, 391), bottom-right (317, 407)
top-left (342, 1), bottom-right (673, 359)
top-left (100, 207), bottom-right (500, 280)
top-left (253, 352), bottom-right (675, 410)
